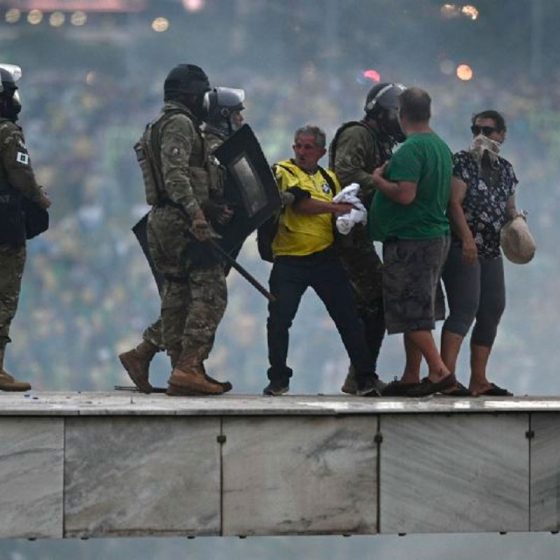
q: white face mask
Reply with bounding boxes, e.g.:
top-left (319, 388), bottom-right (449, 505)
top-left (469, 133), bottom-right (501, 163)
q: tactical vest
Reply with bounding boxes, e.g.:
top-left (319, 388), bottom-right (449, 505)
top-left (203, 126), bottom-right (227, 153)
top-left (135, 106), bottom-right (219, 207)
top-left (202, 127), bottom-right (227, 200)
top-left (329, 121), bottom-right (373, 171)
top-left (329, 120), bottom-right (393, 173)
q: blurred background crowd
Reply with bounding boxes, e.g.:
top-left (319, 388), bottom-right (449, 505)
top-left (1, 1), bottom-right (560, 558)
top-left (0, 0), bottom-right (556, 395)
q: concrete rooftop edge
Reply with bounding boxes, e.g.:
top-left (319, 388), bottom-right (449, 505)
top-left (0, 391), bottom-right (558, 416)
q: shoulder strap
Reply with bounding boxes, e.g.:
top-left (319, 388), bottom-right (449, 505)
top-left (329, 121), bottom-right (370, 169)
top-left (317, 166), bottom-right (337, 196)
top-left (274, 162), bottom-right (335, 194)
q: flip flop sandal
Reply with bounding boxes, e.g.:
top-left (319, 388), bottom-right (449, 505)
top-left (406, 374), bottom-right (456, 397)
top-left (438, 382), bottom-right (472, 397)
top-left (475, 383), bottom-right (513, 397)
top-left (381, 378), bottom-right (420, 397)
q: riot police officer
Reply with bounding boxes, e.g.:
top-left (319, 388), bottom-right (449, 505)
top-left (118, 80), bottom-right (243, 394)
top-left (0, 64), bottom-right (50, 391)
top-left (201, 86), bottom-right (245, 268)
top-left (329, 82), bottom-right (405, 394)
top-left (120, 64), bottom-right (232, 396)
top-left (202, 86), bottom-right (245, 152)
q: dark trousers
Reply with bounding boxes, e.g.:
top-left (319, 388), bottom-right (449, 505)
top-left (442, 245), bottom-right (505, 347)
top-left (337, 227), bottom-right (385, 374)
top-left (266, 249), bottom-right (373, 384)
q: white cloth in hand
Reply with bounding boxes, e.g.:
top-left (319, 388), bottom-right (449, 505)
top-left (333, 183), bottom-right (367, 235)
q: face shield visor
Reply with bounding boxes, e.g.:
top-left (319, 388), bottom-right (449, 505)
top-left (365, 82), bottom-right (406, 143)
top-left (203, 87), bottom-right (246, 133)
top-left (0, 64), bottom-right (22, 120)
top-left (0, 64), bottom-right (22, 93)
top-left (384, 108), bottom-right (406, 143)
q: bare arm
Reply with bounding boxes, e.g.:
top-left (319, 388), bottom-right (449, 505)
top-left (448, 176), bottom-right (477, 265)
top-left (506, 193), bottom-right (519, 220)
top-left (371, 163), bottom-right (416, 205)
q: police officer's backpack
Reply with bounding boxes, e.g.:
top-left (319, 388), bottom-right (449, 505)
top-left (23, 198), bottom-right (49, 239)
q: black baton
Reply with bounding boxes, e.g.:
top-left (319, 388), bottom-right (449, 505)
top-left (209, 239), bottom-right (276, 302)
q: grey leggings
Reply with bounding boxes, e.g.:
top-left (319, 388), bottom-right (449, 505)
top-left (442, 245), bottom-right (505, 347)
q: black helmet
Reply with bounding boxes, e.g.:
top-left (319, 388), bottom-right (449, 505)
top-left (164, 64), bottom-right (210, 100)
top-left (203, 87), bottom-right (245, 137)
top-left (364, 82), bottom-right (406, 142)
top-left (0, 64), bottom-right (22, 121)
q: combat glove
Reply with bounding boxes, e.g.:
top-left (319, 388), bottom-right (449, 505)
top-left (191, 208), bottom-right (212, 242)
top-left (202, 200), bottom-right (233, 226)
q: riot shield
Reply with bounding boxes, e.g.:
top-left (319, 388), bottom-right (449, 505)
top-left (132, 213), bottom-right (164, 294)
top-left (213, 124), bottom-right (281, 254)
top-left (132, 124), bottom-right (279, 295)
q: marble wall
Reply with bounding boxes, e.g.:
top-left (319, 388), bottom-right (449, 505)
top-left (530, 413), bottom-right (560, 531)
top-left (379, 413), bottom-right (530, 533)
top-left (0, 418), bottom-right (64, 538)
top-left (2, 410), bottom-right (559, 537)
top-left (222, 416), bottom-right (378, 535)
top-left (64, 417), bottom-right (221, 537)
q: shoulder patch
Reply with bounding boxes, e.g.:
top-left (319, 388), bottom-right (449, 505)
top-left (16, 152), bottom-right (29, 165)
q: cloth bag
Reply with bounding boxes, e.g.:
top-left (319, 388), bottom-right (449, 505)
top-left (500, 214), bottom-right (536, 264)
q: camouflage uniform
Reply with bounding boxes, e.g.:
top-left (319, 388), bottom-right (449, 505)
top-left (0, 118), bottom-right (43, 348)
top-left (0, 244), bottom-right (25, 346)
top-left (203, 126), bottom-right (227, 153)
top-left (144, 101), bottom-right (227, 363)
top-left (329, 121), bottom-right (394, 376)
top-left (140, 124), bottom-right (227, 352)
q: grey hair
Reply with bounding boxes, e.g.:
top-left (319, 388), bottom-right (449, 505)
top-left (294, 125), bottom-right (326, 148)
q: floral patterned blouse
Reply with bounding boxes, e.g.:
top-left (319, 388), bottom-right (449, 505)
top-left (452, 150), bottom-right (518, 259)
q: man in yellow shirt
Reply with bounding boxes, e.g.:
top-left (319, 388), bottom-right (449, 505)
top-left (264, 125), bottom-right (383, 397)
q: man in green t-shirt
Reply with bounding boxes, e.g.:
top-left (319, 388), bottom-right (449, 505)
top-left (369, 87), bottom-right (454, 397)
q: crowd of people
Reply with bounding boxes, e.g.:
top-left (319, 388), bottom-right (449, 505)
top-left (0, 53), bottom-right (557, 390)
top-left (0, 58), bottom-right (539, 397)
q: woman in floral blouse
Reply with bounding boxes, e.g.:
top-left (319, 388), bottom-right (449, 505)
top-left (441, 110), bottom-right (519, 396)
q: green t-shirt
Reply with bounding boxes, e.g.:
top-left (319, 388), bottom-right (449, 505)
top-left (369, 132), bottom-right (452, 241)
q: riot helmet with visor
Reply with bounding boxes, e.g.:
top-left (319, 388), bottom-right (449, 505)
top-left (364, 82), bottom-right (406, 143)
top-left (0, 64), bottom-right (22, 122)
top-left (163, 64), bottom-right (210, 118)
top-left (203, 87), bottom-right (245, 138)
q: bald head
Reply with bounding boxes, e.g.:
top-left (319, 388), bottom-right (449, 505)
top-left (399, 87), bottom-right (431, 123)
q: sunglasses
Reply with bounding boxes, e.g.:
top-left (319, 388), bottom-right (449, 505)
top-left (471, 125), bottom-right (498, 136)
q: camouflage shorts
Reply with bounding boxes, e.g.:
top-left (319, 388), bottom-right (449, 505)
top-left (382, 236), bottom-right (450, 334)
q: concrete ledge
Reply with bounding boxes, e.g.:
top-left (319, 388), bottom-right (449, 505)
top-left (0, 392), bottom-right (557, 537)
top-left (1, 391), bottom-right (560, 416)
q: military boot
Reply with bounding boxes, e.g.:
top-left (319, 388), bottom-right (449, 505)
top-left (0, 347), bottom-right (31, 392)
top-left (167, 352), bottom-right (225, 396)
top-left (202, 364), bottom-right (232, 393)
top-left (118, 340), bottom-right (158, 393)
top-left (169, 349), bottom-right (232, 393)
